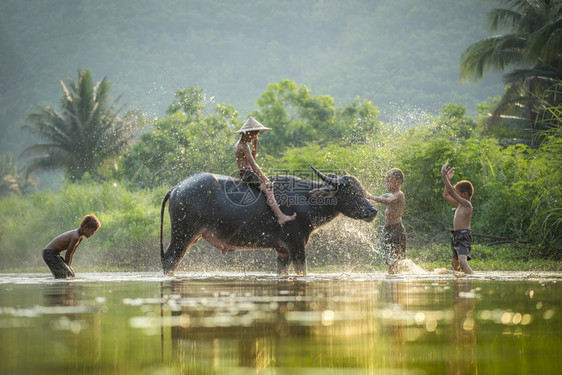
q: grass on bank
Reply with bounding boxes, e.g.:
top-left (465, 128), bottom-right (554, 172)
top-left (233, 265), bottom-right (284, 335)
top-left (407, 243), bottom-right (562, 272)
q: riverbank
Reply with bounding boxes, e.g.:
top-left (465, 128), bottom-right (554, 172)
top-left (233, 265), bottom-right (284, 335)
top-left (409, 243), bottom-right (562, 272)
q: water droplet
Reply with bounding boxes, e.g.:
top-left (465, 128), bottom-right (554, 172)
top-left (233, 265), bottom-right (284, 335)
top-left (543, 310), bottom-right (555, 320)
top-left (462, 317), bottom-right (474, 331)
top-left (501, 312), bottom-right (513, 325)
top-left (321, 310), bottom-right (335, 326)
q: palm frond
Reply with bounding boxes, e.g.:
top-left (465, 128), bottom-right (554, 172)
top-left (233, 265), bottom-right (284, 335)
top-left (460, 35), bottom-right (525, 81)
top-left (24, 107), bottom-right (73, 144)
top-left (488, 8), bottom-right (522, 32)
top-left (525, 16), bottom-right (562, 63)
top-left (20, 143), bottom-right (60, 158)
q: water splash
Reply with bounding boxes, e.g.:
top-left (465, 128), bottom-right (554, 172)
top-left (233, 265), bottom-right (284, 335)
top-left (378, 101), bottom-right (435, 130)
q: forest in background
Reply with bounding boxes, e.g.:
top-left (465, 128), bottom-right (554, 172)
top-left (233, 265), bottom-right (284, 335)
top-left (0, 0), bottom-right (503, 157)
top-left (1, 80), bottom-right (560, 272)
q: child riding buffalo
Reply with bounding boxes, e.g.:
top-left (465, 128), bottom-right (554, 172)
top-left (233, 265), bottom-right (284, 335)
top-left (234, 116), bottom-right (296, 225)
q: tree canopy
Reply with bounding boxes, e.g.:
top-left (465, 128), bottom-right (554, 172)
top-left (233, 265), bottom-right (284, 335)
top-left (460, 0), bottom-right (562, 143)
top-left (252, 80), bottom-right (380, 156)
top-left (21, 70), bottom-right (137, 181)
top-left (120, 86), bottom-right (238, 188)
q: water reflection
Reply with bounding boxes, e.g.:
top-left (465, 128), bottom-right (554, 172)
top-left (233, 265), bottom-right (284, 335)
top-left (450, 280), bottom-right (477, 374)
top-left (155, 278), bottom-right (470, 372)
top-left (165, 279), bottom-right (311, 371)
top-left (43, 283), bottom-right (103, 365)
top-left (380, 281), bottom-right (408, 370)
top-left (1, 273), bottom-right (561, 374)
top-left (133, 277), bottom-right (551, 373)
top-left (43, 283), bottom-right (77, 306)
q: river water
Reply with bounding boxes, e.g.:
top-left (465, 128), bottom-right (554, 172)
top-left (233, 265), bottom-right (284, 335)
top-left (0, 271), bottom-right (560, 374)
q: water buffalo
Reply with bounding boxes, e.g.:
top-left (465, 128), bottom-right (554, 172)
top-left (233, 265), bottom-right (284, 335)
top-left (160, 166), bottom-right (377, 276)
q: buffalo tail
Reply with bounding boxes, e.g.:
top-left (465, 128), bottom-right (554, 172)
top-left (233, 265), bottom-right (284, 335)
top-left (160, 190), bottom-right (171, 258)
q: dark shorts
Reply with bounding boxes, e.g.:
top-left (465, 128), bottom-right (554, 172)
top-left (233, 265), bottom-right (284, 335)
top-left (43, 249), bottom-right (75, 279)
top-left (239, 169), bottom-right (262, 189)
top-left (381, 223), bottom-right (406, 265)
top-left (451, 229), bottom-right (472, 260)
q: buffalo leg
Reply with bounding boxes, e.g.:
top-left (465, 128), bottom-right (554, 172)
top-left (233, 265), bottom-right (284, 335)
top-left (290, 243), bottom-right (307, 276)
top-left (276, 250), bottom-right (291, 276)
top-left (162, 226), bottom-right (201, 276)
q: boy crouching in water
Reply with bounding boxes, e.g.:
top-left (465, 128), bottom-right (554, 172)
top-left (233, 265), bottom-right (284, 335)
top-left (367, 168), bottom-right (406, 274)
top-left (42, 214), bottom-right (101, 279)
top-left (441, 163), bottom-right (473, 274)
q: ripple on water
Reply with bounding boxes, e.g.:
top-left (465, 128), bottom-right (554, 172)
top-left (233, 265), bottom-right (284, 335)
top-left (0, 271), bottom-right (561, 285)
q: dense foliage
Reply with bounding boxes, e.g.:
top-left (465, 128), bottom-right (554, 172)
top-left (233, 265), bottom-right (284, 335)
top-left (118, 86), bottom-right (238, 188)
top-left (252, 80), bottom-right (380, 156)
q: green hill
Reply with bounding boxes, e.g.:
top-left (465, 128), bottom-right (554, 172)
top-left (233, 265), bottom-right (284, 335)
top-left (0, 0), bottom-right (503, 154)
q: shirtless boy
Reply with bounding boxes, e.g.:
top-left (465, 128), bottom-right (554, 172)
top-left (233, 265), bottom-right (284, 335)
top-left (441, 163), bottom-right (473, 274)
top-left (42, 214), bottom-right (101, 279)
top-left (367, 168), bottom-right (406, 274)
top-left (235, 116), bottom-right (296, 225)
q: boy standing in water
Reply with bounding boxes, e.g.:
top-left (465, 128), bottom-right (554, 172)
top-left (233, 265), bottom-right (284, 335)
top-left (235, 116), bottom-right (296, 225)
top-left (42, 214), bottom-right (101, 279)
top-left (367, 168), bottom-right (406, 274)
top-left (441, 163), bottom-right (473, 274)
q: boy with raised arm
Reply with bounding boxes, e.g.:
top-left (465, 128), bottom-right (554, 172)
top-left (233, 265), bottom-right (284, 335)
top-left (441, 163), bottom-right (473, 274)
top-left (42, 214), bottom-right (101, 279)
top-left (366, 168), bottom-right (406, 274)
top-left (235, 116), bottom-right (296, 225)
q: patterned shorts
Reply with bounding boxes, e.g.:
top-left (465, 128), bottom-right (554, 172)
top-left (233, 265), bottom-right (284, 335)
top-left (43, 249), bottom-right (75, 279)
top-left (451, 229), bottom-right (472, 260)
top-left (381, 223), bottom-right (406, 265)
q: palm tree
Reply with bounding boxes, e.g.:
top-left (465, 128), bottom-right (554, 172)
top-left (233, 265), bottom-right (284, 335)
top-left (460, 0), bottom-right (562, 144)
top-left (0, 153), bottom-right (36, 196)
top-left (22, 70), bottom-right (136, 181)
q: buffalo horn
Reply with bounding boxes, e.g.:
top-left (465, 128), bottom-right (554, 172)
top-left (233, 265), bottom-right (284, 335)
top-left (311, 166), bottom-right (341, 186)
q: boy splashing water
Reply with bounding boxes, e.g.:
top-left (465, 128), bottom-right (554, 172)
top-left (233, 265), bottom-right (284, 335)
top-left (42, 214), bottom-right (101, 279)
top-left (441, 163), bottom-right (474, 275)
top-left (367, 168), bottom-right (406, 274)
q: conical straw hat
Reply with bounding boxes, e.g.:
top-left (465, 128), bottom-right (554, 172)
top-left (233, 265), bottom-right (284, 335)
top-left (235, 116), bottom-right (272, 134)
